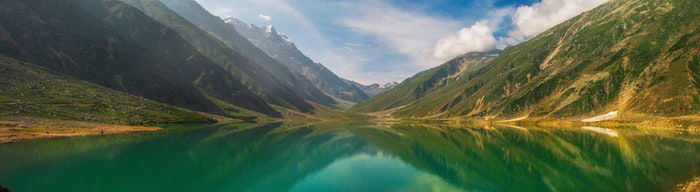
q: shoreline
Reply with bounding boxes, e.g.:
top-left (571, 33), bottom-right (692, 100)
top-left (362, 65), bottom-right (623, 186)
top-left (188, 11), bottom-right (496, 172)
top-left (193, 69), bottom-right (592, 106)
top-left (0, 116), bottom-right (161, 144)
top-left (4, 114), bottom-right (700, 144)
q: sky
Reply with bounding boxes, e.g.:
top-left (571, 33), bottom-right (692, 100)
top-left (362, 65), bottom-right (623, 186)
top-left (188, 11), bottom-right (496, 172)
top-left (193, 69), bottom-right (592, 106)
top-left (195, 0), bottom-right (607, 84)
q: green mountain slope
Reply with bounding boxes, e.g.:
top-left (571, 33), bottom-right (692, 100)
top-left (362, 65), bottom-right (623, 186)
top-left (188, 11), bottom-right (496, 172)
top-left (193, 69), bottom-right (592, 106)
top-left (157, 0), bottom-right (337, 107)
top-left (352, 51), bottom-right (499, 113)
top-left (367, 0), bottom-right (700, 119)
top-left (0, 56), bottom-right (212, 124)
top-left (0, 0), bottom-right (278, 116)
top-left (115, 0), bottom-right (324, 113)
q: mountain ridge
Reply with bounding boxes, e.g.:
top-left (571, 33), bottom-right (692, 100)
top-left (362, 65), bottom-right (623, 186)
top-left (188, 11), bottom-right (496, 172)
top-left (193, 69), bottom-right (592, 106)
top-left (0, 0), bottom-right (257, 116)
top-left (159, 0), bottom-right (337, 107)
top-left (226, 18), bottom-right (371, 104)
top-left (351, 51), bottom-right (499, 112)
top-left (357, 0), bottom-right (700, 120)
top-left (344, 80), bottom-right (400, 98)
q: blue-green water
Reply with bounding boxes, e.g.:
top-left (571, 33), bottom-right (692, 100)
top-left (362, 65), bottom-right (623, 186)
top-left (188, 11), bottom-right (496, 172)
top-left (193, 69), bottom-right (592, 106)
top-left (1, 123), bottom-right (699, 192)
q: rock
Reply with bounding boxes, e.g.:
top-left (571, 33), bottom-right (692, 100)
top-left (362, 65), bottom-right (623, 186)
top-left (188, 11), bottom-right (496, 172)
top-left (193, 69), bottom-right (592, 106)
top-left (0, 184), bottom-right (10, 192)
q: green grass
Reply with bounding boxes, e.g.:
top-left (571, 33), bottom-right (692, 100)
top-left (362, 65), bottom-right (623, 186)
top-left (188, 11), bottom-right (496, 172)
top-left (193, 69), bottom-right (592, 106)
top-left (356, 0), bottom-right (700, 119)
top-left (0, 56), bottom-right (214, 125)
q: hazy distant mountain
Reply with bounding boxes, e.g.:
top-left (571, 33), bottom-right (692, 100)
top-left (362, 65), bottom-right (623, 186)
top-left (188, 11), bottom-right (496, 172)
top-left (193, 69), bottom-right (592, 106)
top-left (345, 81), bottom-right (399, 98)
top-left (352, 51), bottom-right (499, 112)
top-left (159, 0), bottom-right (337, 107)
top-left (226, 18), bottom-right (370, 103)
top-left (0, 0), bottom-right (279, 116)
top-left (355, 0), bottom-right (700, 119)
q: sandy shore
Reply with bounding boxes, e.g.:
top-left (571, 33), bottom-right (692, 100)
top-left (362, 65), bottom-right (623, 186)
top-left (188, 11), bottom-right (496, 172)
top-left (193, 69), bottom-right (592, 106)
top-left (0, 116), bottom-right (160, 144)
top-left (678, 176), bottom-right (700, 192)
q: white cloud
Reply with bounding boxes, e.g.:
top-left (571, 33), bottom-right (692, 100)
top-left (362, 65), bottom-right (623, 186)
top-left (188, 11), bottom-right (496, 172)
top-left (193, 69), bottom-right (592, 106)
top-left (258, 14), bottom-right (272, 21)
top-left (434, 0), bottom-right (608, 60)
top-left (433, 19), bottom-right (501, 61)
top-left (508, 0), bottom-right (608, 42)
top-left (196, 0), bottom-right (608, 83)
top-left (339, 1), bottom-right (460, 68)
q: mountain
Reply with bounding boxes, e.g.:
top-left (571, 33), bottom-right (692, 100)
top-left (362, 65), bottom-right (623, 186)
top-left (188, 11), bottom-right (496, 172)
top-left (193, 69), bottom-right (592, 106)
top-left (158, 0), bottom-right (337, 107)
top-left (226, 18), bottom-right (370, 103)
top-left (0, 0), bottom-right (282, 117)
top-left (345, 81), bottom-right (399, 98)
top-left (0, 55), bottom-right (213, 124)
top-left (113, 0), bottom-right (317, 115)
top-left (357, 0), bottom-right (700, 119)
top-left (351, 51), bottom-right (499, 113)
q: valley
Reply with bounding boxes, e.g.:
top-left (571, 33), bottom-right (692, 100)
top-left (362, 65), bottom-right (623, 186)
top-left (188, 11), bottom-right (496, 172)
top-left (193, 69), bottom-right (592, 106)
top-left (0, 0), bottom-right (698, 191)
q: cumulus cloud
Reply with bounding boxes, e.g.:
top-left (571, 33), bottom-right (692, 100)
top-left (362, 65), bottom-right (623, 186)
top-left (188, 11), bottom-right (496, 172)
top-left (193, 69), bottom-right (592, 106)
top-left (433, 21), bottom-right (498, 61)
top-left (258, 14), bottom-right (272, 21)
top-left (508, 0), bottom-right (608, 42)
top-left (339, 1), bottom-right (460, 68)
top-left (434, 0), bottom-right (607, 60)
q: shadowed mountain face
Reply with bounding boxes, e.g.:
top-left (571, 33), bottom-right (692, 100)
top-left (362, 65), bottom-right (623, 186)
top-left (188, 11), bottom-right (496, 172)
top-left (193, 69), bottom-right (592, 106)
top-left (117, 0), bottom-right (322, 114)
top-left (226, 18), bottom-right (370, 104)
top-left (0, 0), bottom-right (279, 116)
top-left (159, 0), bottom-right (337, 108)
top-left (0, 56), bottom-right (213, 124)
top-left (358, 0), bottom-right (700, 119)
top-left (352, 51), bottom-right (499, 113)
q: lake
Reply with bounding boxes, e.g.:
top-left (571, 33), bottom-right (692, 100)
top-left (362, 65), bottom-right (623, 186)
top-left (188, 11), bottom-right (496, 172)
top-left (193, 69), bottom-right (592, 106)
top-left (1, 123), bottom-right (699, 192)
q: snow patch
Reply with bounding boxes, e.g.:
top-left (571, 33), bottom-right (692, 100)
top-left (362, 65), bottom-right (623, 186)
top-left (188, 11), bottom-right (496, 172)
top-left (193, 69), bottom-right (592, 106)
top-left (581, 111), bottom-right (618, 122)
top-left (581, 126), bottom-right (619, 137)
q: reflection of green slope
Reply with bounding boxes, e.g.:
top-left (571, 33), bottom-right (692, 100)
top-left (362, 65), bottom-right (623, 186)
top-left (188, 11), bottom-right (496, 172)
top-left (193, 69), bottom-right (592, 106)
top-left (353, 124), bottom-right (700, 191)
top-left (1, 123), bottom-right (699, 191)
top-left (189, 123), bottom-right (374, 191)
top-left (0, 131), bottom-right (158, 171)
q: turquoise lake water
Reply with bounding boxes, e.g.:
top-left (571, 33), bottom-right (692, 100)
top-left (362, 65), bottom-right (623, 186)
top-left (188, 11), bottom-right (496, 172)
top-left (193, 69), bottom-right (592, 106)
top-left (1, 123), bottom-right (699, 191)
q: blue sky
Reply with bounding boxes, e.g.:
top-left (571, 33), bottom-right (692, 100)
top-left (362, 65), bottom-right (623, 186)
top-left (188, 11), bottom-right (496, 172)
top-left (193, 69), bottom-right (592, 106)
top-left (195, 0), bottom-right (606, 84)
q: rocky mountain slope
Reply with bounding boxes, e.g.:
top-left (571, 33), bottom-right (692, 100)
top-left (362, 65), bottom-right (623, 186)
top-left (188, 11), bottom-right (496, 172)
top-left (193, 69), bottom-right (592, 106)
top-left (358, 0), bottom-right (700, 120)
top-left (345, 81), bottom-right (399, 98)
top-left (0, 0), bottom-right (283, 116)
top-left (352, 51), bottom-right (498, 112)
top-left (226, 18), bottom-right (370, 103)
top-left (159, 0), bottom-right (337, 107)
top-left (116, 0), bottom-right (323, 114)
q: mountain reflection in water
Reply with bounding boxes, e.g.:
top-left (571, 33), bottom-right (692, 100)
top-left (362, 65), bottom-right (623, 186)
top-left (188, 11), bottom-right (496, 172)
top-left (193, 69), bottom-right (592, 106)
top-left (0, 122), bottom-right (699, 192)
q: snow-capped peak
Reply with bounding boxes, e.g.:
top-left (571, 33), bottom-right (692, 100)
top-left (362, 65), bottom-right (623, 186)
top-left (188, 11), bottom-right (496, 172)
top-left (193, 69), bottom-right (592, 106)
top-left (381, 81), bottom-right (399, 88)
top-left (280, 34), bottom-right (293, 44)
top-left (264, 25), bottom-right (275, 34)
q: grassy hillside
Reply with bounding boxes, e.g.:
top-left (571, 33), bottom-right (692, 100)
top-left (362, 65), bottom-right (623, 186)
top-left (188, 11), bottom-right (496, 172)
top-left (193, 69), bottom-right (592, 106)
top-left (372, 0), bottom-right (699, 120)
top-left (352, 51), bottom-right (498, 113)
top-left (75, 0), bottom-right (281, 116)
top-left (0, 56), bottom-right (212, 125)
top-left (158, 0), bottom-right (338, 107)
top-left (0, 0), bottom-right (281, 116)
top-left (115, 0), bottom-right (324, 113)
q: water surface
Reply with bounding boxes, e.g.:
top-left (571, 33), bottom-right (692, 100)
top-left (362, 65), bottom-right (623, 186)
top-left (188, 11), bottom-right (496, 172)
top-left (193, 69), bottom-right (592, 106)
top-left (1, 123), bottom-right (699, 191)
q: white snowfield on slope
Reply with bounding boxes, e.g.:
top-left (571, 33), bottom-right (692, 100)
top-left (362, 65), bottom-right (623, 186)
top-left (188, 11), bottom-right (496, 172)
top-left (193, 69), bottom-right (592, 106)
top-left (581, 111), bottom-right (618, 122)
